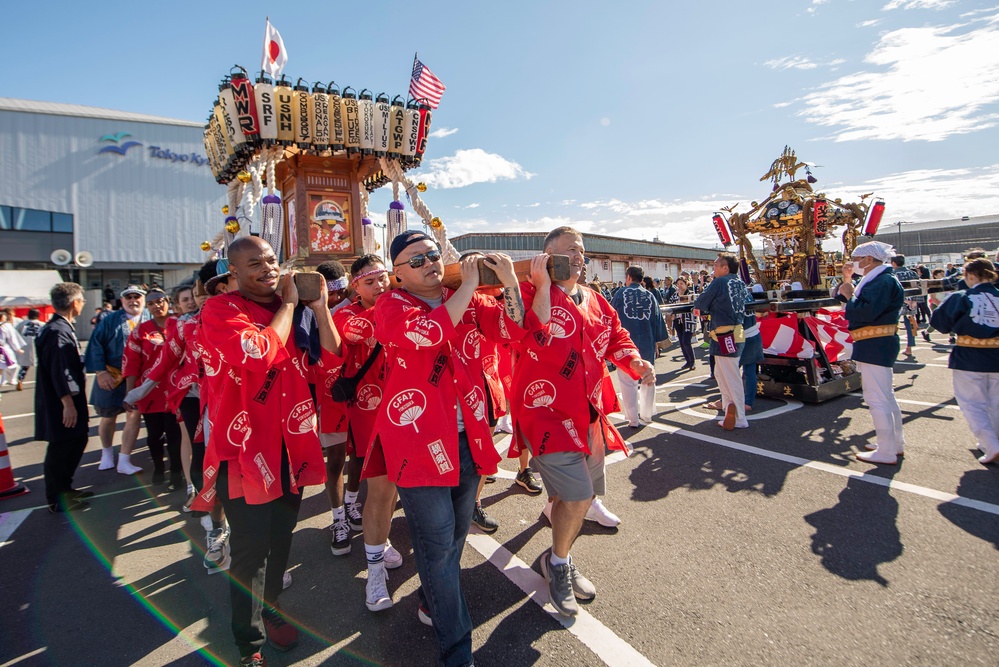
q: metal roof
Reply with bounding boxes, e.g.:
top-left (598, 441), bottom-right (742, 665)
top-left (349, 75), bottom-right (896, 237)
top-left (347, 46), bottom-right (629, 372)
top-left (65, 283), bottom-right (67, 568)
top-left (893, 213), bottom-right (999, 232)
top-left (0, 97), bottom-right (203, 128)
top-left (452, 232), bottom-right (719, 260)
top-left (874, 214), bottom-right (999, 258)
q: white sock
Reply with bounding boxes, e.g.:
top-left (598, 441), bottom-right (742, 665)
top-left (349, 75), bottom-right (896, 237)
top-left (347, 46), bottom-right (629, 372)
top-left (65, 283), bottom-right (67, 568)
top-left (187, 484), bottom-right (196, 495)
top-left (345, 490), bottom-right (359, 506)
top-left (331, 506), bottom-right (345, 523)
top-left (365, 542), bottom-right (386, 568)
top-left (550, 552), bottom-right (569, 567)
top-left (101, 448), bottom-right (114, 460)
top-left (119, 453), bottom-right (131, 465)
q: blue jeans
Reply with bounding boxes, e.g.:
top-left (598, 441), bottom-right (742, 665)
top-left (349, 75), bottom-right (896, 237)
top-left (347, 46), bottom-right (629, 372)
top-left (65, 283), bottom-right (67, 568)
top-left (902, 316), bottom-right (916, 348)
top-left (743, 362), bottom-right (758, 409)
top-left (396, 433), bottom-right (480, 667)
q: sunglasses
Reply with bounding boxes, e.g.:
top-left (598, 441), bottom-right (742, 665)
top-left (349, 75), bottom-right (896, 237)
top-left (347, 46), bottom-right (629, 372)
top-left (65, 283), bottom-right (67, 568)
top-left (394, 249), bottom-right (441, 269)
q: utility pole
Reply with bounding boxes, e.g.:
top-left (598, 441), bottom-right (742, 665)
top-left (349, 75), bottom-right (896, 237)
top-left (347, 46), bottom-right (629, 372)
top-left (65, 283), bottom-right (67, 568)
top-left (896, 220), bottom-right (904, 254)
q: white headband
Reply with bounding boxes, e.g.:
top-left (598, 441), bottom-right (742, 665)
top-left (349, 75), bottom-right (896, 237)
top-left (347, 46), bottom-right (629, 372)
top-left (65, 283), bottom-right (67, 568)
top-left (851, 241), bottom-right (896, 263)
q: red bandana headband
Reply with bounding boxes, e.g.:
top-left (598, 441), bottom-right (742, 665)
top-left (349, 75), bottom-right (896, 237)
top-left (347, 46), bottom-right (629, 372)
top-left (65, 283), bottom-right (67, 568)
top-left (352, 267), bottom-right (388, 284)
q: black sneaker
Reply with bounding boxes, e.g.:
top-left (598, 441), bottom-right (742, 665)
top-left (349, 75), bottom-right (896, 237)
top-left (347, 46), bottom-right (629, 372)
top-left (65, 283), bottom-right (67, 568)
top-left (471, 502), bottom-right (499, 533)
top-left (484, 475), bottom-right (497, 484)
top-left (151, 469), bottom-right (166, 485)
top-left (515, 468), bottom-right (543, 495)
top-left (921, 331), bottom-right (931, 343)
top-left (49, 499), bottom-right (90, 514)
top-left (346, 502), bottom-right (363, 532)
top-left (330, 518), bottom-right (351, 556)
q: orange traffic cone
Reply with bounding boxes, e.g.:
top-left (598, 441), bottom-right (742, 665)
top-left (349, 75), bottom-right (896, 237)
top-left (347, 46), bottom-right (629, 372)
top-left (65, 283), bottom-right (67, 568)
top-left (0, 414), bottom-right (29, 499)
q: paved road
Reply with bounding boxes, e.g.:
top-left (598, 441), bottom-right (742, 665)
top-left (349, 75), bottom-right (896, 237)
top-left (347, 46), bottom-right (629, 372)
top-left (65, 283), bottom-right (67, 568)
top-left (1, 338), bottom-right (997, 667)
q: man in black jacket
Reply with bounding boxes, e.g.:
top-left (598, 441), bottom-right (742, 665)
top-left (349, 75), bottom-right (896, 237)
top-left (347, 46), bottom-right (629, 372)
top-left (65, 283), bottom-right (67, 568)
top-left (35, 282), bottom-right (93, 513)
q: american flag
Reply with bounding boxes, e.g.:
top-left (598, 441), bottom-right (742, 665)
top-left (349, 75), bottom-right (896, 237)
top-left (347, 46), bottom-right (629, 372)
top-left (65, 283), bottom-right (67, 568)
top-left (409, 55), bottom-right (446, 109)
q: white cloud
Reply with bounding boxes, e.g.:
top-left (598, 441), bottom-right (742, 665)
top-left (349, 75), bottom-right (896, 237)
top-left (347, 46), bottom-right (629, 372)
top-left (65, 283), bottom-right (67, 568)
top-left (796, 12), bottom-right (999, 141)
top-left (414, 148), bottom-right (535, 189)
top-left (883, 0), bottom-right (957, 10)
top-left (858, 18), bottom-right (884, 27)
top-left (429, 127), bottom-right (459, 139)
top-left (837, 163), bottom-right (999, 221)
top-left (765, 56), bottom-right (818, 70)
top-left (600, 117), bottom-right (611, 126)
top-left (464, 202), bottom-right (480, 209)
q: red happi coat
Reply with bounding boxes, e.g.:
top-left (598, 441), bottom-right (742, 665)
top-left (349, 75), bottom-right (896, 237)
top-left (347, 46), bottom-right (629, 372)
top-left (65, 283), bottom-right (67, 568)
top-left (453, 295), bottom-right (507, 420)
top-left (364, 288), bottom-right (525, 487)
top-left (510, 282), bottom-right (642, 458)
top-left (192, 292), bottom-right (335, 507)
top-left (330, 301), bottom-right (386, 457)
top-left (122, 319), bottom-right (170, 414)
top-left (144, 314), bottom-right (202, 416)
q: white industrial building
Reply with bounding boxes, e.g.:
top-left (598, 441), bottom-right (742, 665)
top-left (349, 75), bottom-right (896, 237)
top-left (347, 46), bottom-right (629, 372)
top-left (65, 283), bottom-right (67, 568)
top-left (0, 97), bottom-right (224, 293)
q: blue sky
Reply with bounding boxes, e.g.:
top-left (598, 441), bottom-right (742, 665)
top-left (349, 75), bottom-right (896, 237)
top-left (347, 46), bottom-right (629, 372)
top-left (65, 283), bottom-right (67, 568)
top-left (6, 0), bottom-right (999, 248)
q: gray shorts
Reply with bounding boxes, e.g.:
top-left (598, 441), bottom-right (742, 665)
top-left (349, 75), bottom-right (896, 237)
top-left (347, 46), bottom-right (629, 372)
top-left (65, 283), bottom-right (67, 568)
top-left (94, 405), bottom-right (125, 419)
top-left (527, 422), bottom-right (607, 502)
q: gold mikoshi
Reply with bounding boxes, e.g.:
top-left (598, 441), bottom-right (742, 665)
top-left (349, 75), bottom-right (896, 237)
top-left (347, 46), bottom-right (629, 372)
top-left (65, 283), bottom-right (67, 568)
top-left (430, 217), bottom-right (443, 229)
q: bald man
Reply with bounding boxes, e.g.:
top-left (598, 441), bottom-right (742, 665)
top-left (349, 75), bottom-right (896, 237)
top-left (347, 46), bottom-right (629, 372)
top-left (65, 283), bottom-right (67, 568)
top-left (195, 237), bottom-right (342, 664)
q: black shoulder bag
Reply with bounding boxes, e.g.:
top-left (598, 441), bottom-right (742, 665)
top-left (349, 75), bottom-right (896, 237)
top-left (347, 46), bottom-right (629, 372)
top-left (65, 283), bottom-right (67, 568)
top-left (330, 343), bottom-right (382, 403)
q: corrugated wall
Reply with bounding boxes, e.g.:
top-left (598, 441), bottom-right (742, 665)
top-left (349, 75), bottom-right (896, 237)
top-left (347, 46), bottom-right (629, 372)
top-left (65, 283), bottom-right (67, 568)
top-left (0, 110), bottom-right (225, 265)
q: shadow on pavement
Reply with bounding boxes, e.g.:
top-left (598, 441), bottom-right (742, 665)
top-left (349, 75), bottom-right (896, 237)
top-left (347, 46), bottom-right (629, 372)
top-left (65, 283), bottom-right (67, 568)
top-left (803, 468), bottom-right (903, 587)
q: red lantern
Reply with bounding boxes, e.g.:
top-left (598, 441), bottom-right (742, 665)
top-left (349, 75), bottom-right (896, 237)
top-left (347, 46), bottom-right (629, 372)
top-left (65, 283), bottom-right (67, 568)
top-left (229, 67), bottom-right (260, 146)
top-left (812, 198), bottom-right (828, 239)
top-left (862, 198), bottom-right (886, 236)
top-left (712, 213), bottom-right (733, 246)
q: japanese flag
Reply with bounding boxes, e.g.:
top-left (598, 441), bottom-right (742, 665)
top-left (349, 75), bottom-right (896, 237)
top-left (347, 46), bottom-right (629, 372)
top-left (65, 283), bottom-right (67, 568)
top-left (261, 19), bottom-right (287, 79)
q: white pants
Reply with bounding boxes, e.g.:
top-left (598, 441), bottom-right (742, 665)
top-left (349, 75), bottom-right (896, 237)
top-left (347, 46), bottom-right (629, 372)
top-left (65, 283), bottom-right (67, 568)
top-left (857, 361), bottom-right (905, 454)
top-left (952, 369), bottom-right (999, 458)
top-left (714, 355), bottom-right (746, 423)
top-left (0, 365), bottom-right (18, 384)
top-left (619, 371), bottom-right (655, 425)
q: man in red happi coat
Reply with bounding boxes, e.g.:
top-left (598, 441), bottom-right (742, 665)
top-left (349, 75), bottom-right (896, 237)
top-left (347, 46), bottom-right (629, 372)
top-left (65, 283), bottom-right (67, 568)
top-left (511, 226), bottom-right (655, 617)
top-left (365, 230), bottom-right (531, 667)
top-left (194, 236), bottom-right (342, 666)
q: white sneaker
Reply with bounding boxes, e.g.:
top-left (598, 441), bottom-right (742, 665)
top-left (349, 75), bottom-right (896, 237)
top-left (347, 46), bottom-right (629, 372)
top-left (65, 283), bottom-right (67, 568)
top-left (585, 498), bottom-right (621, 527)
top-left (98, 450), bottom-right (116, 471)
top-left (856, 448), bottom-right (898, 465)
top-left (282, 570), bottom-right (293, 590)
top-left (365, 566), bottom-right (393, 611)
top-left (383, 541), bottom-right (403, 570)
top-left (117, 460), bottom-right (142, 475)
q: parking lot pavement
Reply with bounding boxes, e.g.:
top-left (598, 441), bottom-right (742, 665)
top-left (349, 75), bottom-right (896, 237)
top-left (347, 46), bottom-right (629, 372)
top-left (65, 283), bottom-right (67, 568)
top-left (1, 340), bottom-right (996, 666)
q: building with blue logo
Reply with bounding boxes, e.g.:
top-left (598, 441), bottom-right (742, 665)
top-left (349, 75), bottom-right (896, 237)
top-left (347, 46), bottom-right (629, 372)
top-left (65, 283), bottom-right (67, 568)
top-left (0, 97), bottom-right (223, 297)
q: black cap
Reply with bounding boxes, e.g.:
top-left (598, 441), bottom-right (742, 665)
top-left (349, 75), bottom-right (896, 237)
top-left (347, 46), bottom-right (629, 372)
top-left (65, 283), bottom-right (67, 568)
top-left (390, 230), bottom-right (435, 263)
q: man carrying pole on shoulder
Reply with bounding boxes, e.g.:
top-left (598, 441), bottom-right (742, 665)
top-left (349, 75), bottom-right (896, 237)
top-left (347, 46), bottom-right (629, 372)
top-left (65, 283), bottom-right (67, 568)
top-left (193, 236), bottom-right (342, 666)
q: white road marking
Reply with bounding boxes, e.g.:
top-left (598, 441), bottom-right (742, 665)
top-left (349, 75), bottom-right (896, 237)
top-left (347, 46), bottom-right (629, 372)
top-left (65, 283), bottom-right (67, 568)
top-left (639, 420), bottom-right (999, 517)
top-left (0, 509), bottom-right (32, 548)
top-left (465, 532), bottom-right (658, 667)
top-left (847, 392), bottom-right (960, 411)
top-left (934, 355), bottom-right (950, 362)
top-left (895, 360), bottom-right (950, 368)
top-left (0, 647), bottom-right (47, 667)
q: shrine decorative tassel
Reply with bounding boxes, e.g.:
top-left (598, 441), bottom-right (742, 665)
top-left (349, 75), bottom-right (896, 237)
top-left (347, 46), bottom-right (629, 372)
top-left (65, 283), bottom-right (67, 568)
top-left (261, 146), bottom-right (284, 257)
top-left (387, 199), bottom-right (407, 241)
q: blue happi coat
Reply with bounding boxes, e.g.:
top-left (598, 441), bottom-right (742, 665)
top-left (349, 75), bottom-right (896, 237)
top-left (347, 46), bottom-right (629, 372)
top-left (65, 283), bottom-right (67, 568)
top-left (83, 309), bottom-right (150, 409)
top-left (611, 283), bottom-right (667, 363)
top-left (929, 283), bottom-right (999, 373)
